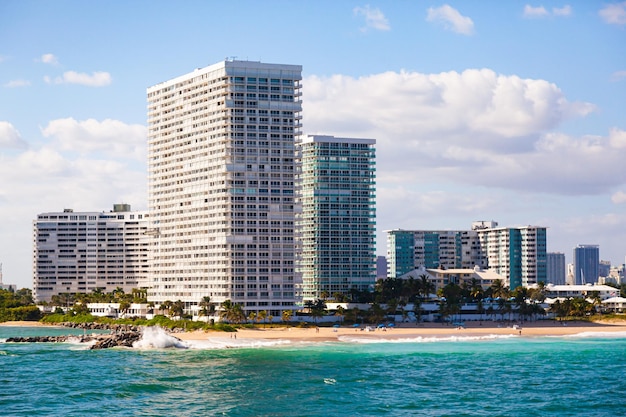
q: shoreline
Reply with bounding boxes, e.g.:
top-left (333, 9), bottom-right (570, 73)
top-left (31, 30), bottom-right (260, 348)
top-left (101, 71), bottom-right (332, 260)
top-left (175, 320), bottom-right (626, 343)
top-left (3, 320), bottom-right (626, 344)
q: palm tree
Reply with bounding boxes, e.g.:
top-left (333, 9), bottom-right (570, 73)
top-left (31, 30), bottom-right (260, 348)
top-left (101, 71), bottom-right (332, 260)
top-left (219, 300), bottom-right (245, 324)
top-left (159, 300), bottom-right (173, 316)
top-left (257, 310), bottom-right (268, 328)
top-left (119, 300), bottom-right (131, 318)
top-left (199, 296), bottom-right (214, 321)
top-left (419, 274), bottom-right (435, 301)
top-left (335, 305), bottom-right (345, 324)
top-left (171, 300), bottom-right (185, 319)
top-left (281, 309), bottom-right (292, 324)
top-left (310, 300), bottom-right (327, 324)
top-left (248, 311), bottom-right (257, 325)
top-left (490, 280), bottom-right (509, 300)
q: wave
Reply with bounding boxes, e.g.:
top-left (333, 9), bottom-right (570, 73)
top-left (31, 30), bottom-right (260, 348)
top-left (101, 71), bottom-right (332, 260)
top-left (337, 333), bottom-right (518, 344)
top-left (133, 326), bottom-right (189, 349)
top-left (559, 331), bottom-right (626, 339)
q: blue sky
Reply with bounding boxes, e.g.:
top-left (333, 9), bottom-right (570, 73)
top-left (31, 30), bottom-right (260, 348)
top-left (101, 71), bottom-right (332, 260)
top-left (1, 1), bottom-right (625, 289)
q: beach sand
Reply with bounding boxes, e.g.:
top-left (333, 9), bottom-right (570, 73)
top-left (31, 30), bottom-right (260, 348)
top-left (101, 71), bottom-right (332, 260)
top-left (175, 320), bottom-right (626, 343)
top-left (3, 320), bottom-right (626, 343)
top-left (0, 321), bottom-right (60, 327)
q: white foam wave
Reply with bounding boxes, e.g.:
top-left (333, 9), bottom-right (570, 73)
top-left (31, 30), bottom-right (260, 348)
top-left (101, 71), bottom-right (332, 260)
top-left (337, 334), bottom-right (517, 344)
top-left (560, 331), bottom-right (626, 339)
top-left (133, 326), bottom-right (189, 349)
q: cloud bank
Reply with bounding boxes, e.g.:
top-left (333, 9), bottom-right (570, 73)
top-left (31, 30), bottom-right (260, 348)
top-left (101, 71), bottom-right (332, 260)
top-left (302, 68), bottom-right (626, 197)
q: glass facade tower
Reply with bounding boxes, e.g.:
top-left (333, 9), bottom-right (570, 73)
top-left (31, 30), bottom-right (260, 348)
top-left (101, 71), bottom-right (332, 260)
top-left (297, 135), bottom-right (376, 301)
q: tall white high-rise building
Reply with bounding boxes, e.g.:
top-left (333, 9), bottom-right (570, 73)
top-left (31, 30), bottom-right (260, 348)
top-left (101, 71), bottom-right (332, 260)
top-left (32, 204), bottom-right (150, 302)
top-left (146, 60), bottom-right (302, 316)
top-left (296, 135), bottom-right (376, 301)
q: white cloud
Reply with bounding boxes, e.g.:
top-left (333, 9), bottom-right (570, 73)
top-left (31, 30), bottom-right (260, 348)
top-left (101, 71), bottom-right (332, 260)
top-left (41, 118), bottom-right (146, 161)
top-left (45, 71), bottom-right (112, 87)
top-left (611, 191), bottom-right (626, 204)
top-left (552, 5), bottom-right (572, 16)
top-left (4, 79), bottom-right (31, 88)
top-left (610, 70), bottom-right (626, 81)
top-left (523, 5), bottom-right (549, 18)
top-left (303, 69), bottom-right (622, 196)
top-left (599, 2), bottom-right (626, 25)
top-left (524, 5), bottom-right (571, 18)
top-left (426, 4), bottom-right (474, 35)
top-left (353, 5), bottom-right (390, 32)
top-left (39, 53), bottom-right (59, 65)
top-left (0, 121), bottom-right (28, 149)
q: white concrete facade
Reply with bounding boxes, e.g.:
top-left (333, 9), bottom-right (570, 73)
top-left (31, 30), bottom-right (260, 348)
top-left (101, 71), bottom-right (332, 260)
top-left (146, 60), bottom-right (302, 316)
top-left (33, 205), bottom-right (150, 302)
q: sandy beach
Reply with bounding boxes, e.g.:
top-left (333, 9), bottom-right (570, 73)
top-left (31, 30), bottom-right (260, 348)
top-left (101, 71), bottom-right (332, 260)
top-left (175, 320), bottom-right (626, 343)
top-left (3, 320), bottom-right (626, 343)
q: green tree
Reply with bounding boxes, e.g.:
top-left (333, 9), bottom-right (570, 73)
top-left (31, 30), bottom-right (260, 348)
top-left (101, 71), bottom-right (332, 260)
top-left (281, 309), bottom-right (292, 324)
top-left (220, 300), bottom-right (245, 324)
top-left (335, 305), bottom-right (345, 324)
top-left (171, 300), bottom-right (185, 318)
top-left (308, 299), bottom-right (327, 324)
top-left (199, 296), bottom-right (214, 320)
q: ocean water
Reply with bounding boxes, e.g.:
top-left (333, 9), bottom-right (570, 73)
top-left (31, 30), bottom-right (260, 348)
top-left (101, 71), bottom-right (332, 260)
top-left (1, 326), bottom-right (626, 416)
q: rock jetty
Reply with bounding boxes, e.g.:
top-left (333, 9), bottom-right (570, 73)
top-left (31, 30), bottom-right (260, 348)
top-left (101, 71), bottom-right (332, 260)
top-left (4, 324), bottom-right (185, 350)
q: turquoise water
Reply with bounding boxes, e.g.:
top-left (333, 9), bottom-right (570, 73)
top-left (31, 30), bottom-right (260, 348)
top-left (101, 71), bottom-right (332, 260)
top-left (2, 326), bottom-right (626, 416)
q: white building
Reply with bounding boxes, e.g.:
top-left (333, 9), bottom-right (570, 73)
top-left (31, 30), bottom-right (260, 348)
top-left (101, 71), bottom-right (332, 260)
top-left (399, 266), bottom-right (505, 292)
top-left (475, 224), bottom-right (547, 289)
top-left (296, 135), bottom-right (377, 301)
top-left (146, 59), bottom-right (302, 317)
top-left (543, 284), bottom-right (618, 301)
top-left (33, 205), bottom-right (150, 302)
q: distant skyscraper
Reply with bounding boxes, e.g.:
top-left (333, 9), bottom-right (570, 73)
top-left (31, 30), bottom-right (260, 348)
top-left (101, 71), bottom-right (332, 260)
top-left (546, 252), bottom-right (566, 285)
top-left (32, 205), bottom-right (150, 302)
top-left (147, 60), bottom-right (302, 316)
top-left (297, 135), bottom-right (376, 300)
top-left (376, 256), bottom-right (387, 279)
top-left (574, 245), bottom-right (599, 284)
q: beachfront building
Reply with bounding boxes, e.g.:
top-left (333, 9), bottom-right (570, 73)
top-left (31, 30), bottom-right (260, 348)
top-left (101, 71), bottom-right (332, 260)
top-left (547, 252), bottom-right (566, 285)
top-left (32, 205), bottom-right (150, 303)
top-left (146, 59), bottom-right (302, 317)
top-left (543, 283), bottom-right (618, 301)
top-left (385, 229), bottom-right (485, 278)
top-left (296, 135), bottom-right (376, 301)
top-left (386, 222), bottom-right (547, 289)
top-left (574, 244), bottom-right (599, 285)
top-left (474, 223), bottom-right (547, 289)
top-left (399, 266), bottom-right (505, 292)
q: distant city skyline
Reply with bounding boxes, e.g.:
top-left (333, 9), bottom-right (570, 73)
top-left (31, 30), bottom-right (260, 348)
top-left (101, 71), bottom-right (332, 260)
top-left (1, 2), bottom-right (625, 288)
